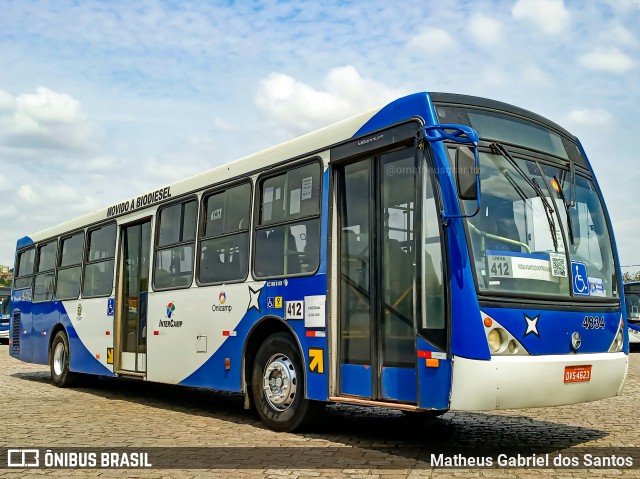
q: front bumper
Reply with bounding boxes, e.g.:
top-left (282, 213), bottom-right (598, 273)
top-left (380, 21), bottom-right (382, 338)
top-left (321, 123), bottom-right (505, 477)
top-left (450, 352), bottom-right (628, 410)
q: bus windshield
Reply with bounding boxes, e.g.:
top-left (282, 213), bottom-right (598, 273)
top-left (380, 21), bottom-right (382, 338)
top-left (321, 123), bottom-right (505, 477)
top-left (626, 289), bottom-right (640, 324)
top-left (0, 295), bottom-right (9, 318)
top-left (459, 149), bottom-right (617, 299)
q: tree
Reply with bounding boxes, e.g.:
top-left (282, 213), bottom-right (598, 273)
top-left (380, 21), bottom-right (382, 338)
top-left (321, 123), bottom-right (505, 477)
top-left (622, 271), bottom-right (640, 283)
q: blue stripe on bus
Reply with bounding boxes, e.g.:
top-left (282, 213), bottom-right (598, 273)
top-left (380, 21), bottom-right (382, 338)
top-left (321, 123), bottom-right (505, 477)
top-left (416, 337), bottom-right (451, 410)
top-left (339, 364), bottom-right (372, 398)
top-left (482, 307), bottom-right (620, 354)
top-left (381, 367), bottom-right (416, 402)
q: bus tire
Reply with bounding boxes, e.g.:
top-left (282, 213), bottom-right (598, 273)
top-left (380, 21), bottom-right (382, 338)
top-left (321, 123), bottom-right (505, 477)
top-left (251, 332), bottom-right (323, 432)
top-left (50, 331), bottom-right (76, 387)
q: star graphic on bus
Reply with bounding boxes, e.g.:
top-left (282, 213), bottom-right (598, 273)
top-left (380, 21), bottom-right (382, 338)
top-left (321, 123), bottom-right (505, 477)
top-left (523, 314), bottom-right (540, 338)
top-left (247, 286), bottom-right (263, 313)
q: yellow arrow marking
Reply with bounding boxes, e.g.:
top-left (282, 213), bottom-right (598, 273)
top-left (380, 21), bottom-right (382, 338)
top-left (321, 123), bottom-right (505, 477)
top-left (308, 348), bottom-right (324, 374)
top-left (107, 348), bottom-right (114, 365)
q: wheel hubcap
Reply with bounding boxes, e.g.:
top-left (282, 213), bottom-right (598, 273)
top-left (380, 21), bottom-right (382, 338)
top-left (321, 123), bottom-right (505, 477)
top-left (53, 342), bottom-right (66, 377)
top-left (263, 353), bottom-right (297, 411)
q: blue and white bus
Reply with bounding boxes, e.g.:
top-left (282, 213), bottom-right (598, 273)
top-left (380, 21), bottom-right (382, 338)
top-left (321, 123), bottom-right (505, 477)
top-left (0, 286), bottom-right (10, 342)
top-left (624, 282), bottom-right (640, 346)
top-left (9, 92), bottom-right (628, 431)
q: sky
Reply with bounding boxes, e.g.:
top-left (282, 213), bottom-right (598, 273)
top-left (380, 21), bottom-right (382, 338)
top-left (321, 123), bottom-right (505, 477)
top-left (0, 0), bottom-right (639, 270)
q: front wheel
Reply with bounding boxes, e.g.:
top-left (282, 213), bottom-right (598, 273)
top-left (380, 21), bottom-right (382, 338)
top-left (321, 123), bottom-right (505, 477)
top-left (50, 331), bottom-right (77, 387)
top-left (251, 332), bottom-right (323, 432)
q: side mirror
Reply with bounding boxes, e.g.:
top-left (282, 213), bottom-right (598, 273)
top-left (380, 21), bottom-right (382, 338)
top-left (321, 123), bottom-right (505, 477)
top-left (455, 146), bottom-right (479, 201)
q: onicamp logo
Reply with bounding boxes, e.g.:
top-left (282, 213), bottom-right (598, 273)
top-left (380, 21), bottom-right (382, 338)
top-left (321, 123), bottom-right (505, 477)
top-left (159, 302), bottom-right (182, 328)
top-left (212, 292), bottom-right (233, 313)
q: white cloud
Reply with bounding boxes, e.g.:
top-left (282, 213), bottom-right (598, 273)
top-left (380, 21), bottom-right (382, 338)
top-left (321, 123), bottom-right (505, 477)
top-left (16, 87), bottom-right (85, 124)
top-left (0, 90), bottom-right (15, 114)
top-left (0, 87), bottom-right (102, 152)
top-left (520, 64), bottom-right (553, 87)
top-left (468, 13), bottom-right (503, 46)
top-left (565, 108), bottom-right (616, 127)
top-left (407, 28), bottom-right (455, 52)
top-left (17, 184), bottom-right (39, 203)
top-left (608, 24), bottom-right (637, 46)
top-left (578, 47), bottom-right (636, 73)
top-left (255, 66), bottom-right (404, 135)
top-left (512, 0), bottom-right (571, 35)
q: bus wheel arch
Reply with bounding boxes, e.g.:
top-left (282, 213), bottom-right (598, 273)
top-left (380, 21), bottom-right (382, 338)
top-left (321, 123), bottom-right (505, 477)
top-left (243, 317), bottom-right (322, 431)
top-left (49, 326), bottom-right (77, 387)
top-left (243, 316), bottom-right (298, 399)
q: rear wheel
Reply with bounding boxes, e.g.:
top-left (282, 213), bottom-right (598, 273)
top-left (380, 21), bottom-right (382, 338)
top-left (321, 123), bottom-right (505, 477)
top-left (50, 331), bottom-right (76, 387)
top-left (251, 332), bottom-right (323, 432)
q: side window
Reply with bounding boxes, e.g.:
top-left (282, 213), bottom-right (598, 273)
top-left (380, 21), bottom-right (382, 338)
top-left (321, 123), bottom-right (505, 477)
top-left (83, 223), bottom-right (116, 297)
top-left (254, 162), bottom-right (321, 278)
top-left (34, 241), bottom-right (58, 303)
top-left (56, 232), bottom-right (84, 300)
top-left (14, 248), bottom-right (35, 289)
top-left (154, 199), bottom-right (197, 289)
top-left (199, 182), bottom-right (251, 284)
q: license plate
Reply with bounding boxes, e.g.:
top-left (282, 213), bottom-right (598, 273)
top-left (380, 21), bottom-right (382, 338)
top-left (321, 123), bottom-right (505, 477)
top-left (564, 365), bottom-right (592, 383)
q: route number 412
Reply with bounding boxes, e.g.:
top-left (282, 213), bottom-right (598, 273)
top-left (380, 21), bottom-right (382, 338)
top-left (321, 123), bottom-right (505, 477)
top-left (285, 301), bottom-right (304, 320)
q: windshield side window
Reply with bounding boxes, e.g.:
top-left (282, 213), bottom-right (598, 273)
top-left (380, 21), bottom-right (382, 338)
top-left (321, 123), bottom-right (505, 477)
top-left (421, 156), bottom-right (447, 350)
top-left (626, 292), bottom-right (640, 322)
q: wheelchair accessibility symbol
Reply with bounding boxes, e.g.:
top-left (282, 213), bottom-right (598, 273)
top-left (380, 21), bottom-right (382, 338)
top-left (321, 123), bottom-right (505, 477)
top-left (572, 262), bottom-right (589, 296)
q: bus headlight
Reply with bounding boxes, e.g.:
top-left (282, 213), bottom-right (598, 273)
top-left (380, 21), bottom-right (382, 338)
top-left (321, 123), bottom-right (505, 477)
top-left (481, 311), bottom-right (529, 356)
top-left (608, 317), bottom-right (625, 353)
top-left (487, 328), bottom-right (507, 353)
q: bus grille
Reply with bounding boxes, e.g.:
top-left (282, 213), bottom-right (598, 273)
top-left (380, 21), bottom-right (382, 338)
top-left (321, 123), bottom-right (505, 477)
top-left (11, 311), bottom-right (21, 355)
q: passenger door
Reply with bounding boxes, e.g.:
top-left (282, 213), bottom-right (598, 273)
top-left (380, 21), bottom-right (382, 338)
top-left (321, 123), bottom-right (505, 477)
top-left (336, 148), bottom-right (418, 402)
top-left (115, 220), bottom-right (151, 374)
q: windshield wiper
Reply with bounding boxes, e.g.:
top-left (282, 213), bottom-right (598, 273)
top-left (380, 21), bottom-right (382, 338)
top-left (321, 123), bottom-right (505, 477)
top-left (490, 142), bottom-right (558, 252)
top-left (553, 175), bottom-right (575, 245)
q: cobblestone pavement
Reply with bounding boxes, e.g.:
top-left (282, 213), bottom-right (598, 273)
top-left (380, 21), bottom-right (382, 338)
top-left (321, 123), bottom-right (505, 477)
top-left (1, 343), bottom-right (638, 478)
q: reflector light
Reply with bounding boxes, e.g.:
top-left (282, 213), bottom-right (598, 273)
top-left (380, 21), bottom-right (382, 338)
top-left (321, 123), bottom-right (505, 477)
top-left (483, 317), bottom-right (493, 328)
top-left (426, 358), bottom-right (439, 368)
